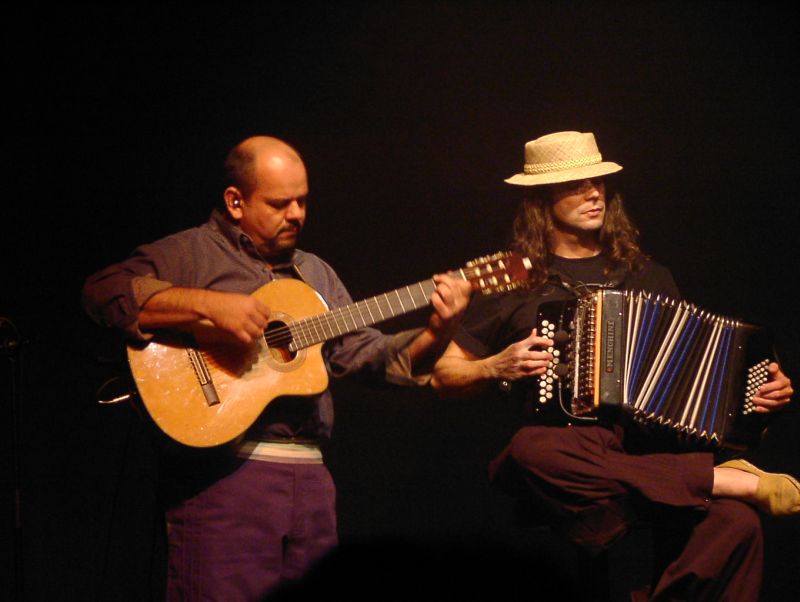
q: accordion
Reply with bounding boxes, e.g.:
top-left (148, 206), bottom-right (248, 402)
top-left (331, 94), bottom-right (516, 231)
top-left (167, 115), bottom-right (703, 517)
top-left (534, 289), bottom-right (774, 449)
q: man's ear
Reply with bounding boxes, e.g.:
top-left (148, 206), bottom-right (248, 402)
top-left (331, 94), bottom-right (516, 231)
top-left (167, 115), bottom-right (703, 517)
top-left (223, 187), bottom-right (244, 219)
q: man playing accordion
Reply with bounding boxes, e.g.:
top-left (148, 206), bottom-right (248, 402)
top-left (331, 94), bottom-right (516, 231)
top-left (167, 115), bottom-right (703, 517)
top-left (432, 131), bottom-right (798, 601)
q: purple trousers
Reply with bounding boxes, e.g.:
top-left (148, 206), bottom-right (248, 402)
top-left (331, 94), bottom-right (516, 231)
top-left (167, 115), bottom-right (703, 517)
top-left (165, 459), bottom-right (337, 601)
top-left (493, 425), bottom-right (763, 601)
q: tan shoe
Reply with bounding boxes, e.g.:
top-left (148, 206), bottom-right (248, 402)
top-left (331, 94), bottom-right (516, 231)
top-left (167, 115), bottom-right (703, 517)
top-left (716, 458), bottom-right (800, 516)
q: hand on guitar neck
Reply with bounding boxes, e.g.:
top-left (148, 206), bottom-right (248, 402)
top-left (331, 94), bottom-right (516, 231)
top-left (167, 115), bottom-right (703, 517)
top-left (406, 273), bottom-right (473, 363)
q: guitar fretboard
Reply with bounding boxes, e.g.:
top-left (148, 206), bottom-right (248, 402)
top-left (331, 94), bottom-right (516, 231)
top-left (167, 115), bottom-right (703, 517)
top-left (259, 252), bottom-right (530, 354)
top-left (285, 278), bottom-right (442, 351)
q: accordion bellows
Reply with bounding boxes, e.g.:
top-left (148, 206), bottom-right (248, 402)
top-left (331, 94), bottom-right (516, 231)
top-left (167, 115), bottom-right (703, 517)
top-left (535, 290), bottom-right (774, 449)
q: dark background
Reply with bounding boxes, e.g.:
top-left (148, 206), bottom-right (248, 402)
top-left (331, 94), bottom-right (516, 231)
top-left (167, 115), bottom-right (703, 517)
top-left (4, 2), bottom-right (800, 600)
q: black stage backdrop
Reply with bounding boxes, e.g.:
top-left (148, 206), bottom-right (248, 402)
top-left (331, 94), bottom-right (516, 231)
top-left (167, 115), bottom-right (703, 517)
top-left (4, 3), bottom-right (800, 601)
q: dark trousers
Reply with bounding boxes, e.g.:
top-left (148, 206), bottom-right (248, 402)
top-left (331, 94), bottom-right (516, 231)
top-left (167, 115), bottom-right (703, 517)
top-left (165, 460), bottom-right (337, 602)
top-left (492, 424), bottom-right (763, 601)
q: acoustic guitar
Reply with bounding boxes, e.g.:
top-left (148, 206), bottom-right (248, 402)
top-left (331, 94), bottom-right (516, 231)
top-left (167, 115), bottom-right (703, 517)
top-left (127, 252), bottom-right (532, 447)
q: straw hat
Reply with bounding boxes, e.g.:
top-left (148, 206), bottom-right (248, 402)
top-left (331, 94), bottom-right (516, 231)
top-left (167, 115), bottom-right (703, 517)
top-left (505, 131), bottom-right (622, 186)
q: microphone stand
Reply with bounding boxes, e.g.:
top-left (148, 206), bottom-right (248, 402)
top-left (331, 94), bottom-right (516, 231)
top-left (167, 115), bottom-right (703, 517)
top-left (2, 316), bottom-right (27, 602)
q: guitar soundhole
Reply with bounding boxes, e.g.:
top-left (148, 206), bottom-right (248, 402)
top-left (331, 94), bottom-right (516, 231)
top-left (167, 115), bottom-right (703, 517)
top-left (265, 320), bottom-right (295, 363)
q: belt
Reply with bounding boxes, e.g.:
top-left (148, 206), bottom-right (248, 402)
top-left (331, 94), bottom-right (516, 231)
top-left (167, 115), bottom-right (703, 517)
top-left (235, 440), bottom-right (323, 464)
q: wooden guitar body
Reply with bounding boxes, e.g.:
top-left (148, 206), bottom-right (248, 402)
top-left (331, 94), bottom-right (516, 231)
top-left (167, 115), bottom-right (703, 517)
top-left (128, 279), bottom-right (329, 447)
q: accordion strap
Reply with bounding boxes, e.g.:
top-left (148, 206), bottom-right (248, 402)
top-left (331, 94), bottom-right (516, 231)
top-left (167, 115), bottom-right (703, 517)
top-left (547, 263), bottom-right (627, 298)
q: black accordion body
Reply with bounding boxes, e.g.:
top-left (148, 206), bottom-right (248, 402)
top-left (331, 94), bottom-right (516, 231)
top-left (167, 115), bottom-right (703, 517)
top-left (534, 289), bottom-right (774, 449)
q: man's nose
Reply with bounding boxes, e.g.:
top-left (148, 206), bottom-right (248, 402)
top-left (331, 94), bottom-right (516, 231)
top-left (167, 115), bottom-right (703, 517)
top-left (286, 199), bottom-right (305, 220)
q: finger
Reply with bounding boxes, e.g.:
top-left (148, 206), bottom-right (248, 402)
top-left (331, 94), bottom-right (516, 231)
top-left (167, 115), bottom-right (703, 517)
top-left (435, 282), bottom-right (453, 306)
top-left (753, 391), bottom-right (792, 407)
top-left (454, 278), bottom-right (473, 298)
top-left (432, 274), bottom-right (448, 293)
top-left (243, 315), bottom-right (267, 333)
top-left (522, 329), bottom-right (553, 348)
top-left (243, 322), bottom-right (263, 340)
top-left (764, 364), bottom-right (786, 383)
top-left (521, 360), bottom-right (550, 375)
top-left (257, 312), bottom-right (271, 328)
top-left (756, 395), bottom-right (792, 409)
top-left (433, 273), bottom-right (454, 284)
top-left (764, 364), bottom-right (792, 386)
top-left (753, 386), bottom-right (792, 404)
top-left (751, 397), bottom-right (788, 412)
top-left (430, 291), bottom-right (449, 316)
top-left (234, 329), bottom-right (254, 345)
top-left (255, 301), bottom-right (271, 320)
top-left (757, 380), bottom-right (792, 397)
top-left (527, 327), bottom-right (552, 342)
top-left (435, 274), bottom-right (471, 303)
top-left (522, 354), bottom-right (553, 368)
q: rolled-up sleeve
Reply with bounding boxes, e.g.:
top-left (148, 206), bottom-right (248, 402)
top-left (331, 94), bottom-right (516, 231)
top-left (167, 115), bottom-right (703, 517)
top-left (326, 326), bottom-right (430, 387)
top-left (383, 327), bottom-right (432, 386)
top-left (81, 240), bottom-right (184, 339)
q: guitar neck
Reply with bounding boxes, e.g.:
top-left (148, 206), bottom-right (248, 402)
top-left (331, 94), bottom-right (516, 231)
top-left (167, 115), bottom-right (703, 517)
top-left (287, 274), bottom-right (458, 352)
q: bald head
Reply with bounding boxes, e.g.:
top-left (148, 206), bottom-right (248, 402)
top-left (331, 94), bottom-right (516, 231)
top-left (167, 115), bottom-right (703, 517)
top-left (222, 136), bottom-right (309, 259)
top-left (224, 136), bottom-right (302, 198)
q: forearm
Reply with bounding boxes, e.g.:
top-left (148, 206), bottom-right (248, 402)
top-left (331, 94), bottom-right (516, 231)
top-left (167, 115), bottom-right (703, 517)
top-left (431, 354), bottom-right (497, 398)
top-left (138, 286), bottom-right (220, 330)
top-left (405, 327), bottom-right (448, 369)
top-left (139, 286), bottom-right (270, 344)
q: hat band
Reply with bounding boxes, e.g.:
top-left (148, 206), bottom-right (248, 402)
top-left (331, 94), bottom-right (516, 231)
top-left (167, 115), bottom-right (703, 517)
top-left (523, 153), bottom-right (602, 175)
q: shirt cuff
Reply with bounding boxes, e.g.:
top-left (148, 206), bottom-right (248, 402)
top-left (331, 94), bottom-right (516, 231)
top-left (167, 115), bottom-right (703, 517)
top-left (125, 275), bottom-right (174, 340)
top-left (384, 328), bottom-right (432, 386)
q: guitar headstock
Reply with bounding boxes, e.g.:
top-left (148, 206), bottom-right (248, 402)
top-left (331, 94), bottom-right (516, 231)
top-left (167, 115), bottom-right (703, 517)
top-left (461, 251), bottom-right (533, 295)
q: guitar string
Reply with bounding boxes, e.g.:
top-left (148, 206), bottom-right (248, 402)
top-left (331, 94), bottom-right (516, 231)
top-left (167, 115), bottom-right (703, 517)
top-left (262, 282), bottom-right (437, 346)
top-left (261, 262), bottom-right (518, 348)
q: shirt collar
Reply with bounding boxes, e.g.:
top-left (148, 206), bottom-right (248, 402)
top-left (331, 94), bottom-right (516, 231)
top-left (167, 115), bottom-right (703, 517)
top-left (545, 254), bottom-right (627, 293)
top-left (208, 209), bottom-right (305, 271)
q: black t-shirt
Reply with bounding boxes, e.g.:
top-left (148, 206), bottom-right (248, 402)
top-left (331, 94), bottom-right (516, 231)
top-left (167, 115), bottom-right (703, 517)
top-left (455, 255), bottom-right (679, 359)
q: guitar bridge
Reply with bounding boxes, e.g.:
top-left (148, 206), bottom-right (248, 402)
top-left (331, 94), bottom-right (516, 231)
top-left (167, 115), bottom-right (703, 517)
top-left (187, 347), bottom-right (220, 406)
